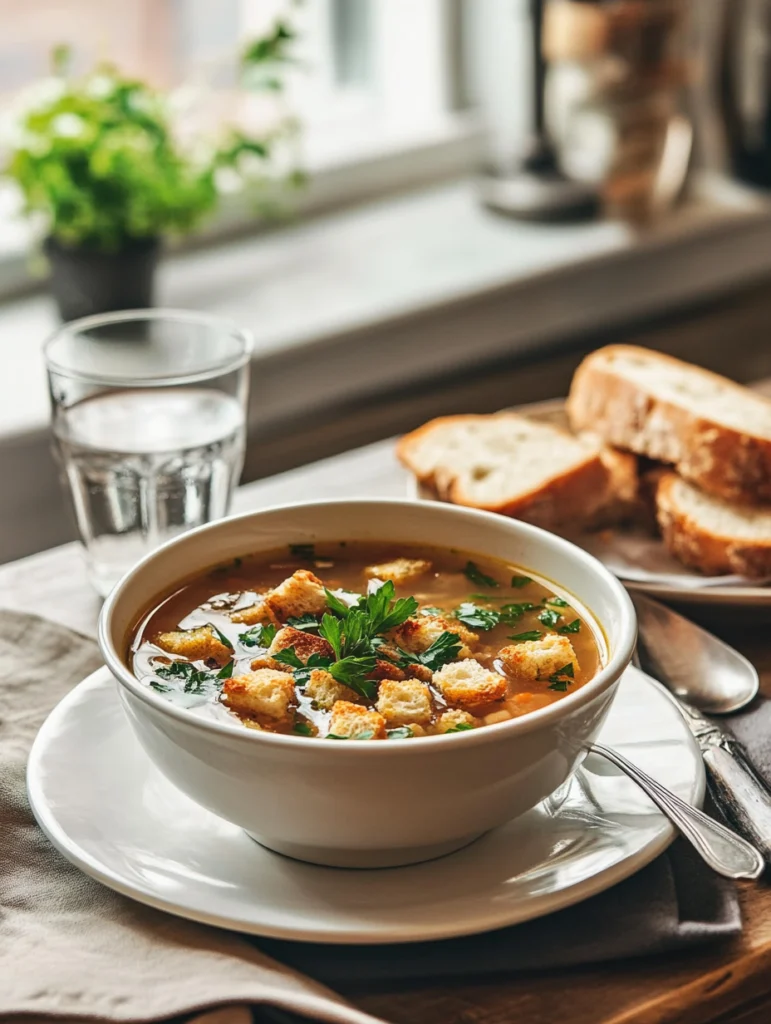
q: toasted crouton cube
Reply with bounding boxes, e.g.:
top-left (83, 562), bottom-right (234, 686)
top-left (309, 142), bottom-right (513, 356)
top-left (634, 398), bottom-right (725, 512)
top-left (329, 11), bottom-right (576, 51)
top-left (389, 615), bottom-right (478, 659)
top-left (268, 626), bottom-right (333, 664)
top-left (249, 656), bottom-right (292, 674)
top-left (304, 669), bottom-right (360, 710)
top-left (369, 659), bottom-right (407, 681)
top-left (433, 659), bottom-right (507, 708)
top-left (231, 599), bottom-right (277, 626)
top-left (267, 570), bottom-right (328, 621)
top-left (499, 634), bottom-right (578, 682)
top-left (222, 670), bottom-right (296, 720)
top-left (365, 557), bottom-right (432, 585)
top-left (155, 624), bottom-right (231, 663)
top-left (434, 709), bottom-right (477, 734)
top-left (329, 701), bottom-right (387, 740)
top-left (377, 679), bottom-right (433, 726)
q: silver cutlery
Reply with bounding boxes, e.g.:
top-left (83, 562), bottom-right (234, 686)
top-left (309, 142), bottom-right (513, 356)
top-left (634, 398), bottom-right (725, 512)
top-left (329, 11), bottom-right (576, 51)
top-left (633, 592), bottom-right (771, 868)
top-left (589, 741), bottom-right (764, 880)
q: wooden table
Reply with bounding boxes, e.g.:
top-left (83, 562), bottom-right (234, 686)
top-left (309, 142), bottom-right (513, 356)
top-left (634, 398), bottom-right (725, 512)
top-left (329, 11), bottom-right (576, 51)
top-left (3, 438), bottom-right (771, 1024)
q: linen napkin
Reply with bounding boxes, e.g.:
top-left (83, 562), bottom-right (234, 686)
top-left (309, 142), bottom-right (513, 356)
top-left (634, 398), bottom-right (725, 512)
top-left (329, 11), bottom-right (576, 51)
top-left (0, 610), bottom-right (742, 1024)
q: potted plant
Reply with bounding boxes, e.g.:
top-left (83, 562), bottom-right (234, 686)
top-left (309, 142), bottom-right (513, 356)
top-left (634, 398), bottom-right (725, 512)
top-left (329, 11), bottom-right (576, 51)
top-left (2, 29), bottom-right (298, 321)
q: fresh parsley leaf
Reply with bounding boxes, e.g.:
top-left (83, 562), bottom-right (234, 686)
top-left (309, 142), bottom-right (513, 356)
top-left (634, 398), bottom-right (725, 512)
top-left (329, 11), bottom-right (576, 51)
top-left (386, 727), bottom-right (414, 739)
top-left (463, 561), bottom-right (499, 588)
top-left (499, 602), bottom-right (537, 626)
top-left (508, 630), bottom-right (543, 642)
top-left (325, 588), bottom-right (352, 618)
top-left (412, 631), bottom-right (462, 672)
top-left (293, 652), bottom-right (333, 688)
top-left (355, 730), bottom-right (375, 741)
top-left (420, 605), bottom-right (444, 616)
top-left (210, 623), bottom-right (234, 649)
top-left (155, 660), bottom-right (217, 694)
top-left (538, 608), bottom-right (562, 628)
top-left (217, 660), bottom-right (234, 680)
top-left (454, 602), bottom-right (501, 631)
top-left (358, 579), bottom-right (418, 633)
top-left (289, 543), bottom-right (315, 560)
top-left (238, 622), bottom-right (277, 648)
top-left (287, 613), bottom-right (321, 633)
top-left (559, 619), bottom-right (581, 634)
top-left (545, 597), bottom-right (569, 608)
top-left (272, 646), bottom-right (305, 670)
top-left (548, 663), bottom-right (575, 692)
top-left (326, 733), bottom-right (348, 740)
top-left (293, 722), bottom-right (314, 736)
top-left (318, 612), bottom-right (343, 658)
top-left (149, 680), bottom-right (171, 693)
top-left (511, 575), bottom-right (532, 588)
top-left (328, 657), bottom-right (378, 699)
top-left (444, 722), bottom-right (475, 733)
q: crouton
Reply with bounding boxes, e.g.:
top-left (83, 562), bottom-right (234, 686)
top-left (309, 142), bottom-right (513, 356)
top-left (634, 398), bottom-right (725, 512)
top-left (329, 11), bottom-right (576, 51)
top-left (268, 626), bottom-right (333, 664)
top-left (499, 634), bottom-right (578, 682)
top-left (248, 656), bottom-right (293, 674)
top-left (222, 670), bottom-right (296, 720)
top-left (230, 596), bottom-right (278, 626)
top-left (155, 624), bottom-right (232, 664)
top-left (377, 678), bottom-right (433, 726)
top-left (434, 709), bottom-right (477, 733)
top-left (365, 557), bottom-right (432, 584)
top-left (268, 569), bottom-right (328, 621)
top-left (328, 700), bottom-right (387, 740)
top-left (369, 659), bottom-right (407, 681)
top-left (389, 615), bottom-right (477, 659)
top-left (433, 659), bottom-right (507, 708)
top-left (304, 669), bottom-right (360, 710)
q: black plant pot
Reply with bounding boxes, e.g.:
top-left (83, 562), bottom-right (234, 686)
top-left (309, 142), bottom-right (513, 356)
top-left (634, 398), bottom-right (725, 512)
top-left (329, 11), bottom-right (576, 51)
top-left (44, 236), bottom-right (161, 322)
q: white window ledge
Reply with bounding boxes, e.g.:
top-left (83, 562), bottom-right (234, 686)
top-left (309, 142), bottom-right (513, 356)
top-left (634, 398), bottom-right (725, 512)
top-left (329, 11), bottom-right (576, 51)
top-left (3, 169), bottom-right (771, 562)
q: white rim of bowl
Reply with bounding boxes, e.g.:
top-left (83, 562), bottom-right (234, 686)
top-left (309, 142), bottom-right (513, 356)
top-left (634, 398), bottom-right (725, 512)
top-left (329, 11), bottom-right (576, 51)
top-left (98, 498), bottom-right (638, 754)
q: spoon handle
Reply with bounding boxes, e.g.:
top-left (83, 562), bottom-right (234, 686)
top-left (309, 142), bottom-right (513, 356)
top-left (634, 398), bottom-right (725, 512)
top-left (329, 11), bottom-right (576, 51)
top-left (590, 742), bottom-right (764, 880)
top-left (702, 742), bottom-right (771, 868)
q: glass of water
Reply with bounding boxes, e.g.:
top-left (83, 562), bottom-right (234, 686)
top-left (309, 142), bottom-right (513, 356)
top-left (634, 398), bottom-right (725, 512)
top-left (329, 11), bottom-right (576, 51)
top-left (45, 310), bottom-right (252, 597)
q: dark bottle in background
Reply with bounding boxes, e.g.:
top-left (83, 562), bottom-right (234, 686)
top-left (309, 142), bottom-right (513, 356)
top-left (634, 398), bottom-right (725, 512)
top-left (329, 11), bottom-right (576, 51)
top-left (719, 0), bottom-right (771, 187)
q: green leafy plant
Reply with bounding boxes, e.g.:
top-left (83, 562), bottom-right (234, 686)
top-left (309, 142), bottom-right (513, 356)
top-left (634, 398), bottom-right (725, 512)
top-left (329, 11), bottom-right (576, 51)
top-left (3, 24), bottom-right (299, 251)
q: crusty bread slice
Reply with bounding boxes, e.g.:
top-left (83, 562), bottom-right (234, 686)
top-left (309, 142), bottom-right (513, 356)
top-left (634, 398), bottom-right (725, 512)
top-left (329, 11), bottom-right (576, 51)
top-left (396, 413), bottom-right (612, 530)
top-left (656, 472), bottom-right (771, 578)
top-left (567, 344), bottom-right (771, 504)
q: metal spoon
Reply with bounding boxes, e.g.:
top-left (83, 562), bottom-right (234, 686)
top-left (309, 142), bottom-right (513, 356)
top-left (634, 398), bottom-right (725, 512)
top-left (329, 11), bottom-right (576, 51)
top-left (590, 742), bottom-right (764, 880)
top-left (632, 592), bottom-right (759, 714)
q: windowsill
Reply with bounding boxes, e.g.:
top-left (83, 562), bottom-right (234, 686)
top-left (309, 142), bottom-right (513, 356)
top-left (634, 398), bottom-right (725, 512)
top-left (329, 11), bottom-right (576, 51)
top-left (3, 170), bottom-right (771, 445)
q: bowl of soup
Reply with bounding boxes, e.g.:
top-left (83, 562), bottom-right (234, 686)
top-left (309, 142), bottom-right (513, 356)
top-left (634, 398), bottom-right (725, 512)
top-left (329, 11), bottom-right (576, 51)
top-left (99, 499), bottom-right (636, 868)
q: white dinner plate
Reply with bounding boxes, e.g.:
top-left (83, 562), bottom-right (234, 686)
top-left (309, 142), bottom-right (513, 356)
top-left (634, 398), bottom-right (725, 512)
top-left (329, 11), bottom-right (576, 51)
top-left (409, 398), bottom-right (771, 609)
top-left (27, 666), bottom-right (703, 945)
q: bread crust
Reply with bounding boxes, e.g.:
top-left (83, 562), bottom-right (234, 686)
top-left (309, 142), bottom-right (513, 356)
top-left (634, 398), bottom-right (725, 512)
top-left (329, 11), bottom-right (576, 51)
top-left (656, 473), bottom-right (771, 578)
top-left (567, 345), bottom-right (771, 504)
top-left (396, 414), bottom-right (611, 530)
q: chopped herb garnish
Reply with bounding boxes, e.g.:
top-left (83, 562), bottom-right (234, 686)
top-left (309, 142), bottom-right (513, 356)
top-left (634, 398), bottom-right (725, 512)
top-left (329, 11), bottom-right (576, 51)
top-left (508, 630), bottom-right (543, 642)
top-left (325, 588), bottom-right (352, 617)
top-left (406, 631), bottom-right (462, 672)
top-left (499, 602), bottom-right (537, 626)
top-left (420, 605), bottom-right (444, 616)
top-left (217, 660), bottom-right (234, 680)
top-left (538, 608), bottom-right (562, 628)
top-left (511, 575), bottom-right (532, 588)
top-left (326, 733), bottom-right (348, 740)
top-left (327, 657), bottom-right (378, 699)
top-left (238, 622), bottom-right (277, 648)
top-left (155, 660), bottom-right (222, 695)
top-left (559, 619), bottom-right (582, 634)
top-left (355, 730), bottom-right (375, 741)
top-left (454, 602), bottom-right (501, 631)
top-left (149, 680), bottom-right (171, 693)
top-left (386, 727), bottom-right (414, 740)
top-left (293, 722), bottom-right (314, 736)
top-left (548, 663), bottom-right (575, 691)
top-left (463, 561), bottom-right (499, 588)
top-left (289, 543), bottom-right (315, 560)
top-left (287, 614), bottom-right (321, 633)
top-left (210, 623), bottom-right (234, 649)
top-left (545, 597), bottom-right (569, 608)
top-left (445, 722), bottom-right (474, 733)
top-left (272, 646), bottom-right (305, 670)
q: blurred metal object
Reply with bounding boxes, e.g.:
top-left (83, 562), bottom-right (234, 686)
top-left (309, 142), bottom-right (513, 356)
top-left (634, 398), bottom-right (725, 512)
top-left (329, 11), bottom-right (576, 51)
top-left (480, 0), bottom-right (599, 222)
top-left (543, 0), bottom-right (692, 222)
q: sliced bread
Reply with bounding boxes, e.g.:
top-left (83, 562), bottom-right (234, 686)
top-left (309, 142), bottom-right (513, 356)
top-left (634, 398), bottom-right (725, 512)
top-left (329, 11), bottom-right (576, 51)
top-left (566, 344), bottom-right (771, 504)
top-left (396, 413), bottom-right (612, 530)
top-left (656, 472), bottom-right (771, 578)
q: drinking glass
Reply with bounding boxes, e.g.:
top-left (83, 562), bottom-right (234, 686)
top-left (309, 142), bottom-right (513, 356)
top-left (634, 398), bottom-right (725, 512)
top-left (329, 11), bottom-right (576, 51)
top-left (45, 309), bottom-right (252, 597)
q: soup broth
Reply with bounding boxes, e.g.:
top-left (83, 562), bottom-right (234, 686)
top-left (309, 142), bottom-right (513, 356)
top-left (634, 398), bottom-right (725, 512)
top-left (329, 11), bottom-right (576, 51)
top-left (131, 542), bottom-right (604, 739)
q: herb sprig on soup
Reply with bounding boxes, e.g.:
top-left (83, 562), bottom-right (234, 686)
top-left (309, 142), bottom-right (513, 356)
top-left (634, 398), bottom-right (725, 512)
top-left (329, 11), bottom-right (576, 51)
top-left (131, 543), bottom-right (603, 739)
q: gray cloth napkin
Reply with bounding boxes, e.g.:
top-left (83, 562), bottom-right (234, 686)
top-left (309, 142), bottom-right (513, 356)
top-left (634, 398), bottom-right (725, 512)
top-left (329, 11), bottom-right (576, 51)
top-left (0, 610), bottom-right (743, 1023)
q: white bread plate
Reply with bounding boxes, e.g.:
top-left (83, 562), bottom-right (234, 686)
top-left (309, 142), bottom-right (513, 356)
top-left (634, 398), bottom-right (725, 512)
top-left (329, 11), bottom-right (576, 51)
top-left (98, 498), bottom-right (635, 869)
top-left (410, 400), bottom-right (771, 608)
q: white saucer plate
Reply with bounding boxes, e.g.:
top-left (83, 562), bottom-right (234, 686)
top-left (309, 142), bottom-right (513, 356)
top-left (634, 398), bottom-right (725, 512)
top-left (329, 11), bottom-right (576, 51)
top-left (28, 666), bottom-right (703, 945)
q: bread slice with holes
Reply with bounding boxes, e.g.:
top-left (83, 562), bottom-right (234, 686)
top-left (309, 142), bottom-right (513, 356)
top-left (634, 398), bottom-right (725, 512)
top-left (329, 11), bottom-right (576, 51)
top-left (655, 472), bottom-right (771, 578)
top-left (567, 345), bottom-right (771, 504)
top-left (396, 413), bottom-right (613, 530)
